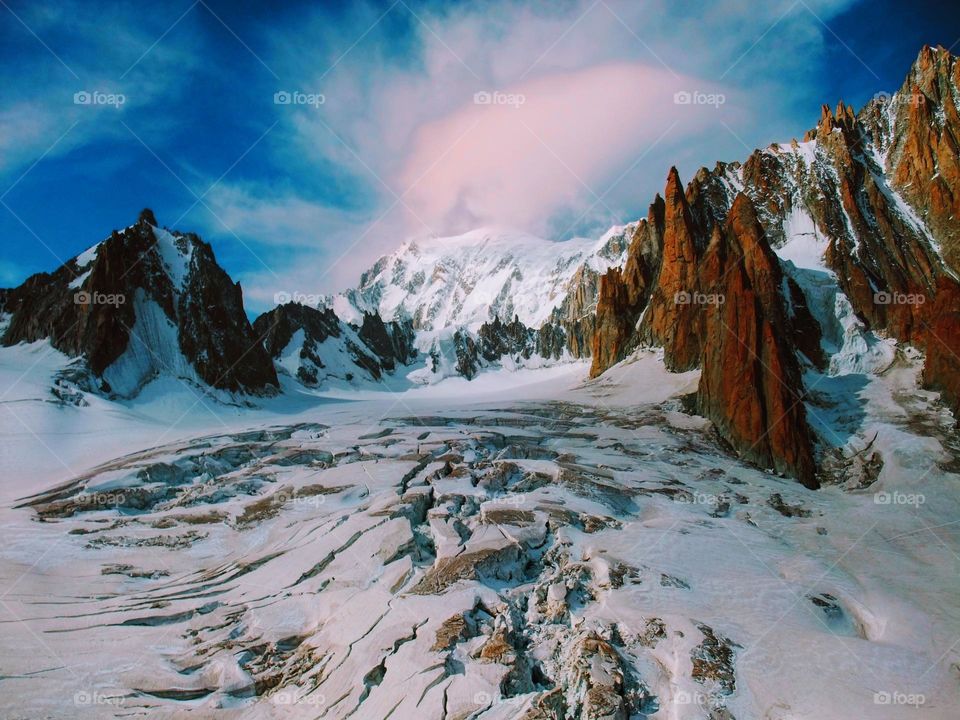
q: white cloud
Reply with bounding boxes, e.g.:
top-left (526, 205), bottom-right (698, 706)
top-left (396, 62), bottom-right (741, 235)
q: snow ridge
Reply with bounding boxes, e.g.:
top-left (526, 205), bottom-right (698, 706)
top-left (333, 225), bottom-right (633, 332)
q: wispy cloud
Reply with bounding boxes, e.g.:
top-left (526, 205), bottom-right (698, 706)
top-left (396, 62), bottom-right (738, 235)
top-left (206, 0), bottom-right (857, 305)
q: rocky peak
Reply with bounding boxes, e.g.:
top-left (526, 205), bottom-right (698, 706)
top-left (590, 47), bottom-right (960, 484)
top-left (589, 196), bottom-right (667, 376)
top-left (253, 302), bottom-right (417, 388)
top-left (137, 207), bottom-right (157, 227)
top-left (638, 167), bottom-right (703, 371)
top-left (884, 46), bottom-right (960, 271)
top-left (697, 194), bottom-right (817, 487)
top-left (2, 211), bottom-right (277, 397)
top-left (903, 44), bottom-right (955, 97)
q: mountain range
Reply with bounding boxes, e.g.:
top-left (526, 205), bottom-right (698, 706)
top-left (2, 45), bottom-right (958, 490)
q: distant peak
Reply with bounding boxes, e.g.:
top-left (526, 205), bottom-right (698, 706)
top-left (665, 166), bottom-right (683, 192)
top-left (138, 208), bottom-right (157, 227)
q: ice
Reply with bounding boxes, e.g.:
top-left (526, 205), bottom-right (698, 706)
top-left (74, 242), bottom-right (100, 269)
top-left (776, 205), bottom-right (829, 271)
top-left (775, 200), bottom-right (896, 378)
top-left (67, 243), bottom-right (101, 289)
top-left (101, 291), bottom-right (202, 397)
top-left (68, 267), bottom-right (92, 289)
top-left (3, 331), bottom-right (957, 718)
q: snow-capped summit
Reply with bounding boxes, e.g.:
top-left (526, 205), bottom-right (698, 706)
top-left (332, 224), bottom-right (634, 332)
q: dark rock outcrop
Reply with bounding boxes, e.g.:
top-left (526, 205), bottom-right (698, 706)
top-left (451, 330), bottom-right (480, 380)
top-left (478, 315), bottom-right (535, 362)
top-left (253, 303), bottom-right (417, 387)
top-left (921, 276), bottom-right (960, 416)
top-left (358, 313), bottom-right (417, 371)
top-left (2, 209), bottom-right (277, 396)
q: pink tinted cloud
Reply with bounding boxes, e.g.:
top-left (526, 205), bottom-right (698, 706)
top-left (396, 62), bottom-right (737, 236)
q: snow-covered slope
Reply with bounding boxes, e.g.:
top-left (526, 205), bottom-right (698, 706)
top-left (2, 349), bottom-right (959, 719)
top-left (332, 224), bottom-right (634, 331)
top-left (3, 44), bottom-right (960, 719)
top-left (253, 303), bottom-right (418, 391)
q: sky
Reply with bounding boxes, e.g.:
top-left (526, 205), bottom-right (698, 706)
top-left (1, 0), bottom-right (959, 313)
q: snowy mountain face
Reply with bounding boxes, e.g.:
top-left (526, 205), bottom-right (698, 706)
top-left (1, 209), bottom-right (278, 398)
top-left (253, 302), bottom-right (417, 389)
top-left (327, 226), bottom-right (634, 374)
top-left (335, 226), bottom-right (632, 332)
top-left (291, 224), bottom-right (632, 389)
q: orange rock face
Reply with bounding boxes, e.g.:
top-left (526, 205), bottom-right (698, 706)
top-left (589, 46), bottom-right (960, 485)
top-left (696, 196), bottom-right (818, 487)
top-left (589, 198), bottom-right (663, 377)
top-left (590, 266), bottom-right (634, 376)
top-left (888, 46), bottom-right (960, 273)
top-left (921, 276), bottom-right (960, 417)
top-left (592, 169), bottom-right (819, 485)
top-left (639, 167), bottom-right (703, 371)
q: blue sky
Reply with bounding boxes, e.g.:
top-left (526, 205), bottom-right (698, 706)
top-left (1, 0), bottom-right (958, 313)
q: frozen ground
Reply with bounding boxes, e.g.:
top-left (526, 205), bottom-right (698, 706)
top-left (1, 345), bottom-right (959, 719)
